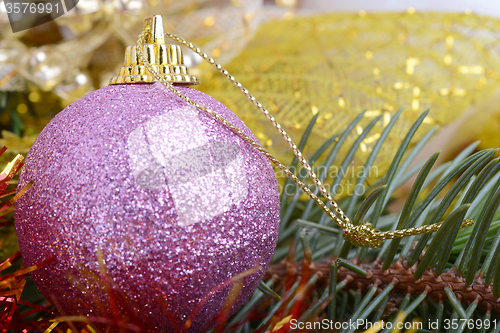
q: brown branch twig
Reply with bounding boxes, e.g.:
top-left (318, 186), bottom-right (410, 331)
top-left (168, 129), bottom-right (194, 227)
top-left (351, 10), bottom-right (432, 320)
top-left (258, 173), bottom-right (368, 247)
top-left (266, 258), bottom-right (500, 314)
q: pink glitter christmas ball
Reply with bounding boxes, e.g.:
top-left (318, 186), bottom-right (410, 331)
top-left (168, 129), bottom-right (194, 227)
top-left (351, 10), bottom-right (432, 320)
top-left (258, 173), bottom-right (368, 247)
top-left (15, 82), bottom-right (280, 332)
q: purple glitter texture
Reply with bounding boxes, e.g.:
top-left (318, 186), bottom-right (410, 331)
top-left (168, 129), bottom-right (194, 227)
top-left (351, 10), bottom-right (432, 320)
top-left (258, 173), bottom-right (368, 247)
top-left (15, 82), bottom-right (280, 332)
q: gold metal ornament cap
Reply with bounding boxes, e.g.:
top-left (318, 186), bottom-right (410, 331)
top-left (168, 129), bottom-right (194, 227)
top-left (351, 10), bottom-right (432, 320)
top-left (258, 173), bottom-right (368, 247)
top-left (109, 15), bottom-right (200, 86)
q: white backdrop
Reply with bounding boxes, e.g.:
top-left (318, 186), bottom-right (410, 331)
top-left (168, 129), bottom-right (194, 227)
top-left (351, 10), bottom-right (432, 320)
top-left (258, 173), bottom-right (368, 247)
top-left (303, 0), bottom-right (500, 17)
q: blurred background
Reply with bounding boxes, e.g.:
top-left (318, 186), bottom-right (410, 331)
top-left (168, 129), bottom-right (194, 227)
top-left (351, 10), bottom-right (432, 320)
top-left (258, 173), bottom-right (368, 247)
top-left (2, 0), bottom-right (500, 183)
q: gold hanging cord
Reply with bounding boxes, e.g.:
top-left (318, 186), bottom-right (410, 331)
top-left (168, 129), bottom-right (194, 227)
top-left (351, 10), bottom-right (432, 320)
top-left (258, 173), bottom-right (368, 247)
top-left (133, 17), bottom-right (473, 248)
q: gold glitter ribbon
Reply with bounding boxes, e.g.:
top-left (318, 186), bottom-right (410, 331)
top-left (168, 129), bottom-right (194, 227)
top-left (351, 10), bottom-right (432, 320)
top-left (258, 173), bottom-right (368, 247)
top-left (134, 27), bottom-right (473, 248)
